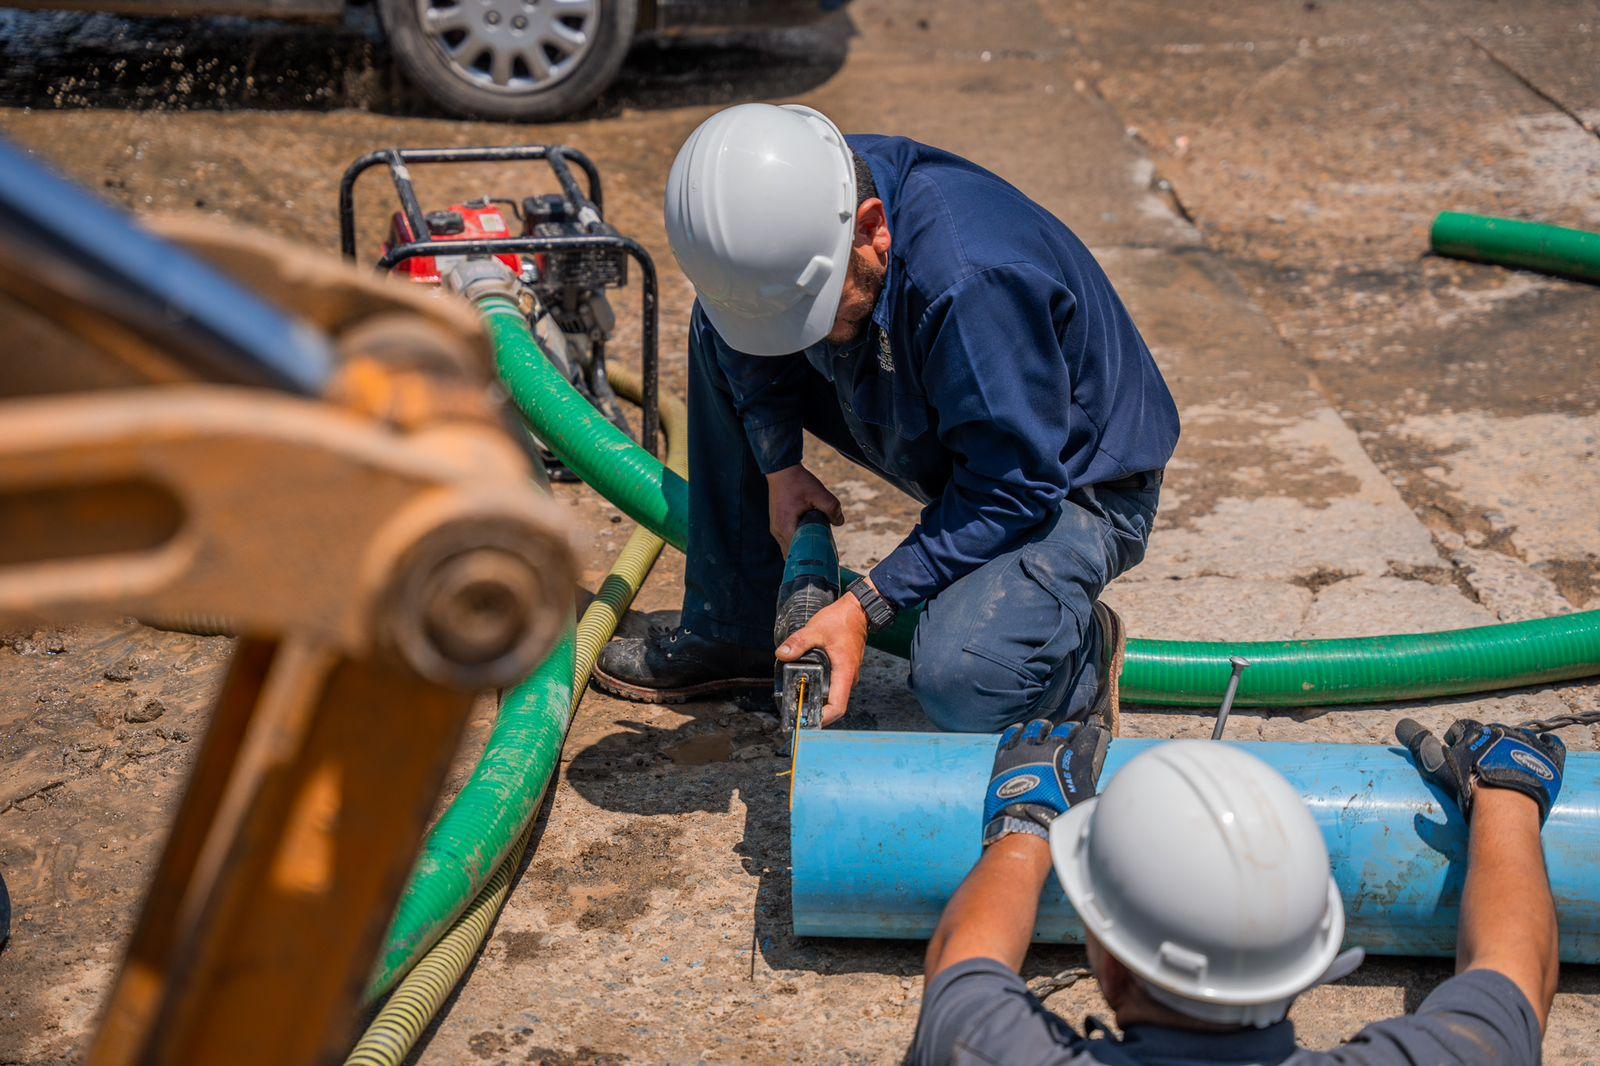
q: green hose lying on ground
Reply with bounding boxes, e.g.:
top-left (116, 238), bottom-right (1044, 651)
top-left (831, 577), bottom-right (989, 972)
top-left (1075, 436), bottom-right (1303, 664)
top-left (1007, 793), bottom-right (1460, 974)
top-left (1431, 212), bottom-right (1600, 284)
top-left (363, 350), bottom-right (687, 1008)
top-left (484, 294), bottom-right (1600, 708)
top-left (349, 347), bottom-right (685, 1062)
top-left (348, 527), bottom-right (664, 1065)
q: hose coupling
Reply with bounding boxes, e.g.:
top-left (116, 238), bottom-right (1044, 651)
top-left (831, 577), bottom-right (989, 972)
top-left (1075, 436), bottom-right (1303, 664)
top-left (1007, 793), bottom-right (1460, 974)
top-left (442, 256), bottom-right (520, 305)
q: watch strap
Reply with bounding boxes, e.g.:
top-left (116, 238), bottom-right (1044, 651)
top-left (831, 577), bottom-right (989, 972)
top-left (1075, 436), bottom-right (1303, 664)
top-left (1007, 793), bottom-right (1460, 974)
top-left (847, 578), bottom-right (896, 634)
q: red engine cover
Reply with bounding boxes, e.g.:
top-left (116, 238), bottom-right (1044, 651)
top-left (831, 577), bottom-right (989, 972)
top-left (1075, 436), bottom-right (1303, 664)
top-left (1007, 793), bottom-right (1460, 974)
top-left (384, 201), bottom-right (522, 284)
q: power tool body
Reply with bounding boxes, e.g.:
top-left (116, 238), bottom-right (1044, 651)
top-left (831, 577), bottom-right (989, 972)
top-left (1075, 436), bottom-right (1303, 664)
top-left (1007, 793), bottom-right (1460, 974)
top-left (774, 509), bottom-right (842, 745)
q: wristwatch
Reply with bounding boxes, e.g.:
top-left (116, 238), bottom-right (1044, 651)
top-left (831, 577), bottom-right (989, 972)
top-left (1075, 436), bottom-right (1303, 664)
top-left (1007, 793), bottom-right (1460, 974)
top-left (847, 578), bottom-right (897, 634)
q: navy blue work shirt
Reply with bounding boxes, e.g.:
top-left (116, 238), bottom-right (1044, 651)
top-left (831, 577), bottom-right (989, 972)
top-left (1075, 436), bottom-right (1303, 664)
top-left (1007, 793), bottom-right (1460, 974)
top-left (706, 135), bottom-right (1180, 610)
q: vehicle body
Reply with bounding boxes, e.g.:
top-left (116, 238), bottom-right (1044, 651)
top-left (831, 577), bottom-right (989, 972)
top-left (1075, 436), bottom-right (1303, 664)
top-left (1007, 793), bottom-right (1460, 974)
top-left (0, 0), bottom-right (849, 119)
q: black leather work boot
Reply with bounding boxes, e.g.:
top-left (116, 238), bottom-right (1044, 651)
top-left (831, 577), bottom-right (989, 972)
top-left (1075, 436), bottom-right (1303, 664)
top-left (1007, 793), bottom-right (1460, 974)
top-left (593, 620), bottom-right (772, 704)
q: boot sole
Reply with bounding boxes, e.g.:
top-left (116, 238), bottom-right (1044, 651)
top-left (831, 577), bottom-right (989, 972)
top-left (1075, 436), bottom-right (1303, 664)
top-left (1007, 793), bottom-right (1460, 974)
top-left (590, 666), bottom-right (771, 705)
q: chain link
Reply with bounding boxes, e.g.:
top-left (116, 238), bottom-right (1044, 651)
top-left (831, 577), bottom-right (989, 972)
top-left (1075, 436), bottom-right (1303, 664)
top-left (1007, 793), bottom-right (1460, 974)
top-left (1516, 709), bottom-right (1600, 734)
top-left (1026, 965), bottom-right (1093, 1002)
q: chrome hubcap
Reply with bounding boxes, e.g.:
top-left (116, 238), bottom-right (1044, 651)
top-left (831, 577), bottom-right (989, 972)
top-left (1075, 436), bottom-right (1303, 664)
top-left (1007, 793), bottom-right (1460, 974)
top-left (418, 0), bottom-right (598, 94)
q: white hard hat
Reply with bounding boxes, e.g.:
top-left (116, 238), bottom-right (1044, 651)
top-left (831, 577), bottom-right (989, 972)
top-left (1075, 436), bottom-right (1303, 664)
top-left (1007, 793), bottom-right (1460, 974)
top-left (1050, 742), bottom-right (1361, 1028)
top-left (663, 103), bottom-right (857, 356)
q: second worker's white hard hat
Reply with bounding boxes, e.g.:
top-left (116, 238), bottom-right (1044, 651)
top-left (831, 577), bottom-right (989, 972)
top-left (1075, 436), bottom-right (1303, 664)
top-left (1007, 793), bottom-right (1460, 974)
top-left (663, 103), bottom-right (858, 356)
top-left (1050, 741), bottom-right (1362, 1028)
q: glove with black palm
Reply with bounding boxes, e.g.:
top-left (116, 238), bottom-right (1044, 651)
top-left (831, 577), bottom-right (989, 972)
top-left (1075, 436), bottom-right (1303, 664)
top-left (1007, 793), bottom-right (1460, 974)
top-left (1396, 717), bottom-right (1566, 824)
top-left (982, 718), bottom-right (1109, 847)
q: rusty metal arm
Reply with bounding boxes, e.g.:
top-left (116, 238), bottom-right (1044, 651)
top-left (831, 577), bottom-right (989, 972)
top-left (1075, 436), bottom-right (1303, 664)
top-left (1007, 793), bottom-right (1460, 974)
top-left (0, 188), bottom-right (575, 1064)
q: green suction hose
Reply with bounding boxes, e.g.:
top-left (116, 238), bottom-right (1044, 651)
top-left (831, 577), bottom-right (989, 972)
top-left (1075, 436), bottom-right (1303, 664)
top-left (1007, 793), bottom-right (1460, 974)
top-left (1431, 212), bottom-right (1600, 284)
top-left (483, 296), bottom-right (1600, 708)
top-left (365, 339), bottom-right (688, 1002)
top-left (1126, 611), bottom-right (1600, 706)
top-left (349, 528), bottom-right (661, 1065)
top-left (364, 630), bottom-right (574, 1002)
top-left (351, 352), bottom-right (686, 1063)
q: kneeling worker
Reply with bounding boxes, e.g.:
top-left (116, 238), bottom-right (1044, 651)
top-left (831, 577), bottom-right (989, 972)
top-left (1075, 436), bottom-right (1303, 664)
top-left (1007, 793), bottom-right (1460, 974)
top-left (909, 718), bottom-right (1566, 1064)
top-left (596, 103), bottom-right (1180, 731)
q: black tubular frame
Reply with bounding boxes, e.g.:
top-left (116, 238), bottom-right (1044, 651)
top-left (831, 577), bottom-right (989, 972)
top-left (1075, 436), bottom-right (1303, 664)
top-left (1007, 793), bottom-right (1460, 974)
top-left (336, 146), bottom-right (659, 457)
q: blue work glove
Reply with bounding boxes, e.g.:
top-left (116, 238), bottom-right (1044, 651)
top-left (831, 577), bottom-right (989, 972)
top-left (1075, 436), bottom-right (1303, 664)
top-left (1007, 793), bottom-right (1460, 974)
top-left (1397, 718), bottom-right (1565, 824)
top-left (981, 719), bottom-right (1109, 847)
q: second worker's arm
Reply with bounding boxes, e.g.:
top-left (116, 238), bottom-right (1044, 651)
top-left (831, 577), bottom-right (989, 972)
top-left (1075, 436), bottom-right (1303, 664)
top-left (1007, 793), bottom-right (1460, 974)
top-left (1397, 718), bottom-right (1565, 1028)
top-left (923, 720), bottom-right (1109, 986)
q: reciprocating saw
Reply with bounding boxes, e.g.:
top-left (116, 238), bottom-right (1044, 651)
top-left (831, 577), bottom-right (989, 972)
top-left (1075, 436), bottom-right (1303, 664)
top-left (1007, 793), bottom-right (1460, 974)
top-left (773, 509), bottom-right (841, 747)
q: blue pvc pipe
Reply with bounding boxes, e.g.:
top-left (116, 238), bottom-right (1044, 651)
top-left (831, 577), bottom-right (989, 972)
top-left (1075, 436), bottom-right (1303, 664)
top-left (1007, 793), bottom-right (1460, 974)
top-left (790, 732), bottom-right (1600, 963)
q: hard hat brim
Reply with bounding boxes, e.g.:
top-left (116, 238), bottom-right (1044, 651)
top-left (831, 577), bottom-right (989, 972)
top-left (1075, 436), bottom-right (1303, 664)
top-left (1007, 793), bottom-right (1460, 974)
top-left (694, 227), bottom-right (853, 357)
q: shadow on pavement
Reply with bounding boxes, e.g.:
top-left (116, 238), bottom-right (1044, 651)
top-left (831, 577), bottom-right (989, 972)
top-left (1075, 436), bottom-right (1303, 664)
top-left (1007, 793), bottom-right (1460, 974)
top-left (0, 7), bottom-right (852, 117)
top-left (562, 608), bottom-right (930, 980)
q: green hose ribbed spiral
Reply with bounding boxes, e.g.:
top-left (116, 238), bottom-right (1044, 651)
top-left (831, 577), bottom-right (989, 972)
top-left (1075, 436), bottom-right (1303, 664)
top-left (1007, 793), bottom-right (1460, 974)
top-left (365, 629), bottom-right (575, 1001)
top-left (356, 320), bottom-right (688, 1061)
top-left (350, 524), bottom-right (665, 1064)
top-left (364, 320), bottom-right (689, 1003)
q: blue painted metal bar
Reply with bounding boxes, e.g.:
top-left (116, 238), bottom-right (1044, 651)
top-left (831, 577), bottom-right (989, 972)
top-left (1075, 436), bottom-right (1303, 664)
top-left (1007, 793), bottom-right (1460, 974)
top-left (791, 732), bottom-right (1600, 963)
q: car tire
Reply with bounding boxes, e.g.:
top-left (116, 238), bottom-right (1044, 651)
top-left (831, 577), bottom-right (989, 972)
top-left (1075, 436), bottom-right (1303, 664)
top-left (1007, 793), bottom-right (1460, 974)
top-left (379, 0), bottom-right (637, 120)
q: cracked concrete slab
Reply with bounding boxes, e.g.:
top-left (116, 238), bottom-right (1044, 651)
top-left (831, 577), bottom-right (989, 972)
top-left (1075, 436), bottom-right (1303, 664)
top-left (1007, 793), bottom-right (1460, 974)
top-left (1396, 410), bottom-right (1600, 606)
top-left (1432, 1), bottom-right (1600, 133)
top-left (1098, 248), bottom-right (1447, 591)
top-left (1046, 0), bottom-right (1600, 628)
top-left (1298, 574), bottom-right (1493, 637)
top-left (1044, 0), bottom-right (1600, 267)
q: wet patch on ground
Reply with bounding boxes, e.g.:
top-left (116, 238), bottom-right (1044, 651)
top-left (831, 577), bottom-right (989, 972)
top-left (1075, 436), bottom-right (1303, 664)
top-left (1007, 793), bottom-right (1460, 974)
top-left (492, 929), bottom-right (546, 965)
top-left (1157, 412), bottom-right (1364, 531)
top-left (533, 818), bottom-right (687, 932)
top-left (1536, 558), bottom-right (1600, 611)
top-left (467, 1024), bottom-right (631, 1064)
top-left (0, 9), bottom-right (391, 112)
top-left (1289, 567), bottom-right (1358, 595)
top-left (1253, 262), bottom-right (1600, 423)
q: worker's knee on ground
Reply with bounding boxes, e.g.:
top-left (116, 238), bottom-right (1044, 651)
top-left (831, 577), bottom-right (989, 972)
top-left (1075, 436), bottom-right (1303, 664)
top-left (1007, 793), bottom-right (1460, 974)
top-left (908, 643), bottom-right (1047, 733)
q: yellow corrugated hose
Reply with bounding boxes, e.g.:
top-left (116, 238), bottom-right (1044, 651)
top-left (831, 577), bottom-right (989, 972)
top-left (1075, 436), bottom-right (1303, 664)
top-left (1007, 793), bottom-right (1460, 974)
top-left (346, 367), bottom-right (686, 1065)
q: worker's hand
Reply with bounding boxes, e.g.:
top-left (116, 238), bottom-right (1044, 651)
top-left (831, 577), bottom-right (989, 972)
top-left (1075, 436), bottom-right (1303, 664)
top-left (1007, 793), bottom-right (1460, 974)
top-left (982, 719), bottom-right (1109, 847)
top-left (767, 464), bottom-right (843, 553)
top-left (1397, 718), bottom-right (1566, 824)
top-left (776, 593), bottom-right (866, 726)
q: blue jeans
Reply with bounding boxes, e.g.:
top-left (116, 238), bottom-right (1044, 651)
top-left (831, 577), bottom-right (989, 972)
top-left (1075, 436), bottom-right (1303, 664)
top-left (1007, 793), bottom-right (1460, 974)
top-left (681, 333), bottom-right (1160, 733)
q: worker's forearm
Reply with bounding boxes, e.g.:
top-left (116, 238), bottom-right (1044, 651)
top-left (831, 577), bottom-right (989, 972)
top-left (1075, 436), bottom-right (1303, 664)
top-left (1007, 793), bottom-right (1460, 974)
top-left (1459, 790), bottom-right (1559, 1029)
top-left (923, 835), bottom-right (1052, 987)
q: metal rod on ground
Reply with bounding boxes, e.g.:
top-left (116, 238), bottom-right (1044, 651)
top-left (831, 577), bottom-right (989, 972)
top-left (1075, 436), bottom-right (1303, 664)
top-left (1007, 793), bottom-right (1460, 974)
top-left (1211, 657), bottom-right (1250, 740)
